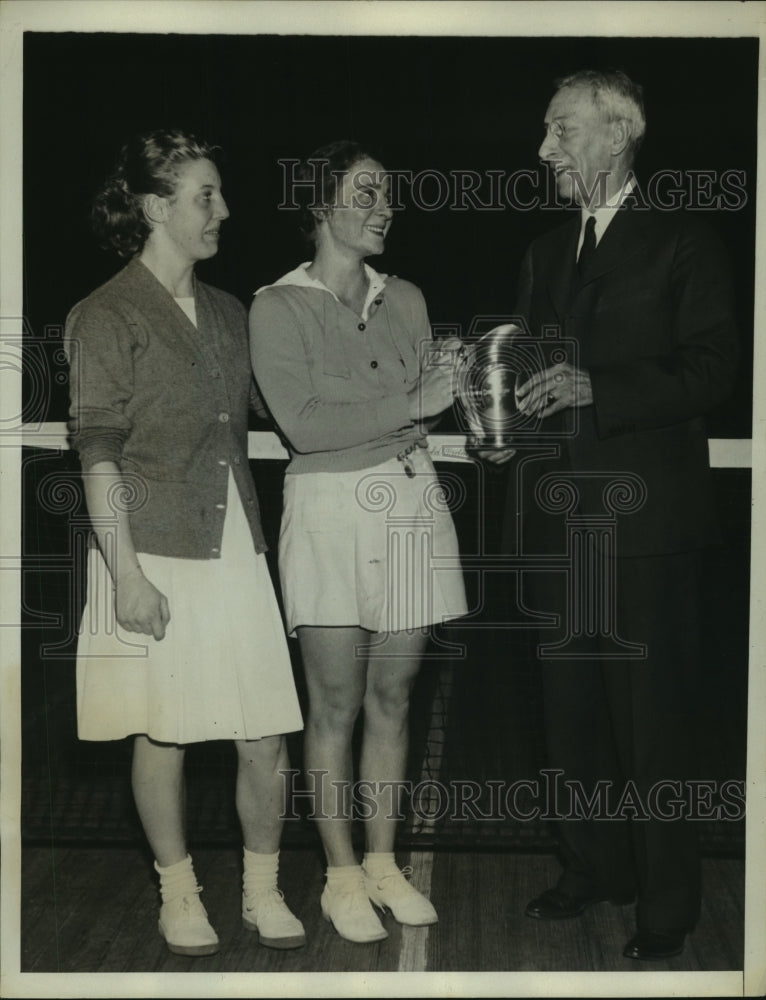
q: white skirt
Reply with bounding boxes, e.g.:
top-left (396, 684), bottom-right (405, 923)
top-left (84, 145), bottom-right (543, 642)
top-left (76, 472), bottom-right (303, 743)
top-left (279, 447), bottom-right (468, 636)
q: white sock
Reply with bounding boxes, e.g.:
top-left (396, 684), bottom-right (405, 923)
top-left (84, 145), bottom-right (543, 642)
top-left (243, 849), bottom-right (279, 892)
top-left (362, 852), bottom-right (398, 875)
top-left (243, 848), bottom-right (279, 868)
top-left (326, 864), bottom-right (362, 885)
top-left (154, 853), bottom-right (199, 903)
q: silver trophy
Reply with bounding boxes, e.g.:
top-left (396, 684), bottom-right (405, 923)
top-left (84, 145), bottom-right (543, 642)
top-left (457, 322), bottom-right (542, 449)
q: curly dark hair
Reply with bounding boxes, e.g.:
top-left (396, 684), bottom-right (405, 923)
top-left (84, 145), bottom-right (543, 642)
top-left (293, 139), bottom-right (381, 246)
top-left (91, 129), bottom-right (220, 257)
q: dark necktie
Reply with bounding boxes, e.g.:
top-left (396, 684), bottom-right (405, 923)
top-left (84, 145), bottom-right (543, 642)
top-left (578, 214), bottom-right (597, 275)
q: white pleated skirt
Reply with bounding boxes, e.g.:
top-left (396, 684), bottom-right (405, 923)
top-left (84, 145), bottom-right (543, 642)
top-left (279, 447), bottom-right (468, 636)
top-left (76, 472), bottom-right (303, 744)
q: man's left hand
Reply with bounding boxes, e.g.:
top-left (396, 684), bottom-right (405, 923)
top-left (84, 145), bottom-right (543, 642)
top-left (516, 362), bottom-right (593, 417)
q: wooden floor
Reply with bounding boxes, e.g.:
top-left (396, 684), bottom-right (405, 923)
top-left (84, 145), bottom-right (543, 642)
top-left (18, 844), bottom-right (744, 974)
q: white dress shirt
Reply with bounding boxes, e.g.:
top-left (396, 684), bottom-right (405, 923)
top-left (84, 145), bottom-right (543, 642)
top-left (577, 178), bottom-right (635, 258)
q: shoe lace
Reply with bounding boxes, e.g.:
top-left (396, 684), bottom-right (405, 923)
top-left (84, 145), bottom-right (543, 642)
top-left (167, 889), bottom-right (208, 921)
top-left (326, 871), bottom-right (370, 904)
top-left (244, 885), bottom-right (285, 912)
top-left (163, 883), bottom-right (203, 906)
top-left (375, 865), bottom-right (412, 888)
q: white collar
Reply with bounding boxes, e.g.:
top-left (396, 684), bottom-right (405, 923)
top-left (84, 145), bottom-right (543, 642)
top-left (580, 177), bottom-right (635, 246)
top-left (256, 262), bottom-right (388, 321)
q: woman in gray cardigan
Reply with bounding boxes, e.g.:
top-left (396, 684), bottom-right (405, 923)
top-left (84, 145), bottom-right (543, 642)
top-left (65, 130), bottom-right (304, 957)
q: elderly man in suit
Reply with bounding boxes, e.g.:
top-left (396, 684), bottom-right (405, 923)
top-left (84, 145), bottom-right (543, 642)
top-left (485, 69), bottom-right (738, 961)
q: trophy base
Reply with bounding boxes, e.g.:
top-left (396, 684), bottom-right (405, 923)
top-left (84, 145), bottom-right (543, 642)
top-left (467, 436), bottom-right (515, 451)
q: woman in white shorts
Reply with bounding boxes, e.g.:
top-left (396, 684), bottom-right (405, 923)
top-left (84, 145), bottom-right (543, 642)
top-left (66, 130), bottom-right (304, 957)
top-left (249, 140), bottom-right (467, 943)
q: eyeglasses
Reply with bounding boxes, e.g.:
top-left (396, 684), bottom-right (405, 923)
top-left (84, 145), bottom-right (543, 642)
top-left (543, 120), bottom-right (567, 140)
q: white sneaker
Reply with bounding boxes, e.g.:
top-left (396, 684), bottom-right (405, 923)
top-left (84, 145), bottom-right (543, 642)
top-left (320, 869), bottom-right (388, 943)
top-left (158, 891), bottom-right (220, 956)
top-left (363, 864), bottom-right (438, 926)
top-left (242, 887), bottom-right (306, 949)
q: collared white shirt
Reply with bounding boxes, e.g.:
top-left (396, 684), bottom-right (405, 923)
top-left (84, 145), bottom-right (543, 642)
top-left (260, 261), bottom-right (387, 321)
top-left (577, 178), bottom-right (635, 258)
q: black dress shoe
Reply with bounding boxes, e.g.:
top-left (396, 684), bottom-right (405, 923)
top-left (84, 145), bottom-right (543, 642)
top-left (623, 930), bottom-right (686, 960)
top-left (525, 887), bottom-right (607, 920)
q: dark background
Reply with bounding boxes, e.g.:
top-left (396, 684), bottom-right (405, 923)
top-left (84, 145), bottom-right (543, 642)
top-left (23, 32), bottom-right (756, 434)
top-left (20, 32), bottom-right (755, 852)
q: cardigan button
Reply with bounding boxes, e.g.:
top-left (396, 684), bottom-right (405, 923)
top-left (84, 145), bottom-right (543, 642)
top-left (218, 412), bottom-right (229, 423)
top-left (370, 360), bottom-right (378, 369)
top-left (358, 322), bottom-right (366, 331)
top-left (374, 298), bottom-right (382, 305)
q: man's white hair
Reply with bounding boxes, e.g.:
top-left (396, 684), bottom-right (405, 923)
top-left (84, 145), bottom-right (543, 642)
top-left (556, 69), bottom-right (647, 161)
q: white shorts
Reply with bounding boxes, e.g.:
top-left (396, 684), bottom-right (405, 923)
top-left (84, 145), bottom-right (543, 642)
top-left (278, 448), bottom-right (468, 636)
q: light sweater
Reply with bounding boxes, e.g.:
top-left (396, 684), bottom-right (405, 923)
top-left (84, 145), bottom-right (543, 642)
top-left (249, 264), bottom-right (431, 474)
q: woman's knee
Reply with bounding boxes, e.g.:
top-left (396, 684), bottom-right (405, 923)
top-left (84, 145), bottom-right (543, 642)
top-left (307, 669), bottom-right (366, 728)
top-left (364, 673), bottom-right (415, 721)
top-left (306, 678), bottom-right (364, 732)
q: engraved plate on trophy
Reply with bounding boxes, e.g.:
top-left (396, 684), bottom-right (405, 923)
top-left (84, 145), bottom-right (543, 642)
top-left (457, 322), bottom-right (543, 449)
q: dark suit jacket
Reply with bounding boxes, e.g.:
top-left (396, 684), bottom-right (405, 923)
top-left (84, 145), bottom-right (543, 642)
top-left (511, 203), bottom-right (738, 558)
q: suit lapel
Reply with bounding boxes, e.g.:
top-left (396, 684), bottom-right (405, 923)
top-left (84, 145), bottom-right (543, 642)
top-left (577, 201), bottom-right (651, 287)
top-left (546, 216), bottom-right (580, 321)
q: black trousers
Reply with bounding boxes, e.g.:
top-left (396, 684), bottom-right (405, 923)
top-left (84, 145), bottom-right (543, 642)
top-left (525, 549), bottom-right (703, 934)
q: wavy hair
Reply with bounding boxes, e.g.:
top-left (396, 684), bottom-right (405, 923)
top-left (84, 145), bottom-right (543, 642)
top-left (555, 69), bottom-right (646, 160)
top-left (91, 129), bottom-right (219, 257)
top-left (292, 139), bottom-right (380, 246)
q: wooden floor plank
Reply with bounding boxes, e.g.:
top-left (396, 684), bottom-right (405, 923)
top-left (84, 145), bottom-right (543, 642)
top-left (19, 845), bottom-right (744, 974)
top-left (426, 851), bottom-right (744, 973)
top-left (684, 856), bottom-right (745, 970)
